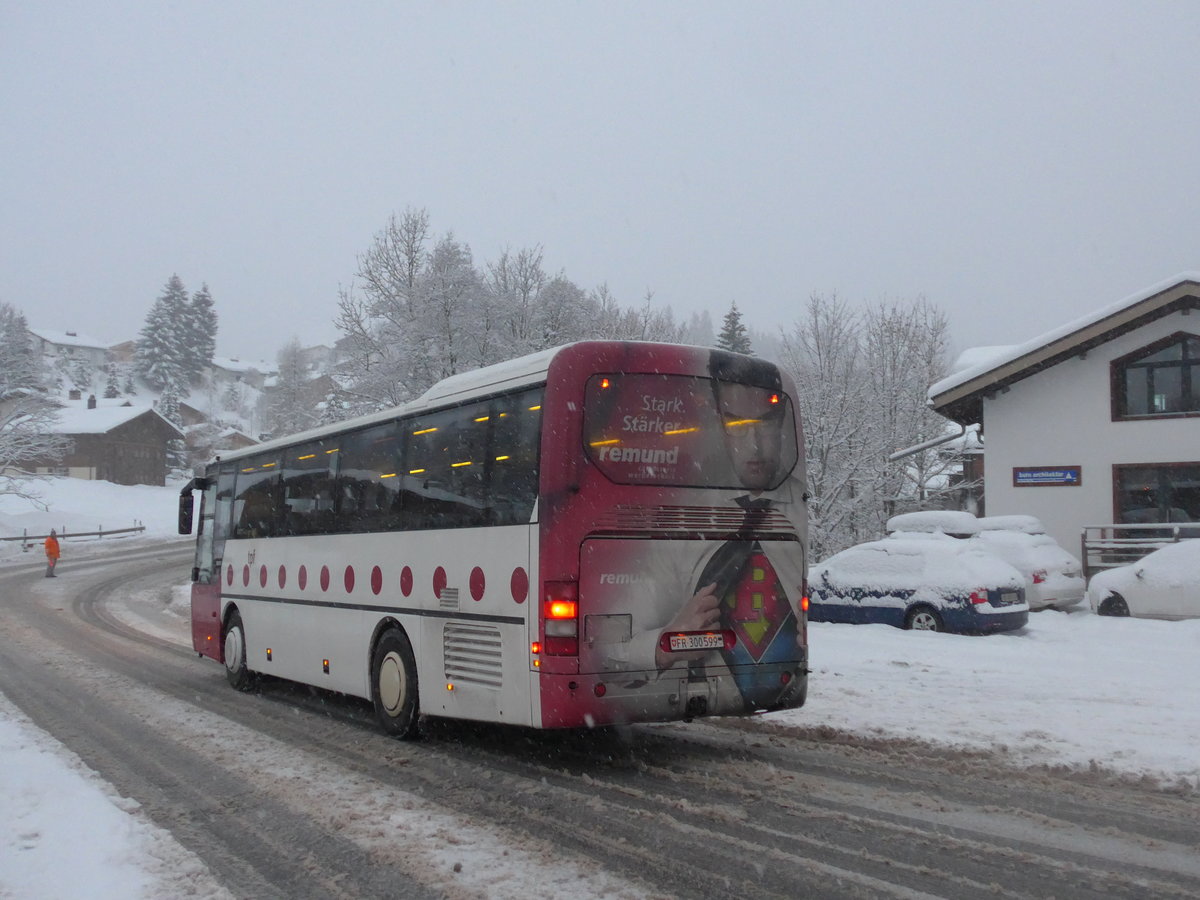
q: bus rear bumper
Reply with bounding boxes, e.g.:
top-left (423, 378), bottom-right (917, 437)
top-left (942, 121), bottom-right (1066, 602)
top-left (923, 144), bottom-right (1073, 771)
top-left (538, 663), bottom-right (807, 729)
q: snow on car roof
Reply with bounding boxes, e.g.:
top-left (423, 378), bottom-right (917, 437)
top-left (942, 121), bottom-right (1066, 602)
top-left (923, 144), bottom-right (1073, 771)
top-left (813, 537), bottom-right (1023, 592)
top-left (977, 515), bottom-right (1046, 534)
top-left (886, 510), bottom-right (980, 536)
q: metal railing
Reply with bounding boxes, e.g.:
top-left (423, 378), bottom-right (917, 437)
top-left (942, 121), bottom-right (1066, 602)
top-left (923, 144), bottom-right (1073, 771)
top-left (0, 523), bottom-right (146, 551)
top-left (1080, 522), bottom-right (1199, 580)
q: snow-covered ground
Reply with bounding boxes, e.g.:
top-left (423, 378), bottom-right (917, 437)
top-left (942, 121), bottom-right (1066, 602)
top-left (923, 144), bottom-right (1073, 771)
top-left (2, 477), bottom-right (1197, 898)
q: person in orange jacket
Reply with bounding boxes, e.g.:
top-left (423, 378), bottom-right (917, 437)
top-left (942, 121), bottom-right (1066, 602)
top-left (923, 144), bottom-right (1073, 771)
top-left (44, 529), bottom-right (60, 577)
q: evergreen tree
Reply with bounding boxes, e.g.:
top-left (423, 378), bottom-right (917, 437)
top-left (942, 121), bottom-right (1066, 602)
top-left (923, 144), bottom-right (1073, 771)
top-left (135, 275), bottom-right (191, 392)
top-left (264, 337), bottom-right (320, 439)
top-left (0, 302), bottom-right (71, 502)
top-left (716, 302), bottom-right (753, 354)
top-left (188, 283), bottom-right (219, 381)
top-left (158, 380), bottom-right (189, 477)
top-left (102, 364), bottom-right (121, 399)
top-left (0, 304), bottom-right (40, 393)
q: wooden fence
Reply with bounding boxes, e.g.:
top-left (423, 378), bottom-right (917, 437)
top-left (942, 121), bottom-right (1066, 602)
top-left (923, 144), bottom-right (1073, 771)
top-left (0, 523), bottom-right (146, 550)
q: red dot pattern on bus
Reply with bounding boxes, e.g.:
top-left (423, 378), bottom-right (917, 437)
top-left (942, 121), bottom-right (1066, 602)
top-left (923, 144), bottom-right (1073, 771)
top-left (511, 567), bottom-right (528, 603)
top-left (224, 561), bottom-right (530, 605)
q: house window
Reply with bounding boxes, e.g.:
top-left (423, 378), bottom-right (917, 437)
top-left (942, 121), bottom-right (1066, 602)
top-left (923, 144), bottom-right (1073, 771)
top-left (1113, 332), bottom-right (1200, 418)
top-left (1114, 462), bottom-right (1200, 524)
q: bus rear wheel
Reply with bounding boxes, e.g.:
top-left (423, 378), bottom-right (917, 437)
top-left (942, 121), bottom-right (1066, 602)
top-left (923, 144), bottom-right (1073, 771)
top-left (372, 629), bottom-right (420, 739)
top-left (223, 609), bottom-right (255, 692)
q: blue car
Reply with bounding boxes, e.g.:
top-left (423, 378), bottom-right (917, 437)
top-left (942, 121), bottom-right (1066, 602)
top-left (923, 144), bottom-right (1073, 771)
top-left (809, 537), bottom-right (1029, 633)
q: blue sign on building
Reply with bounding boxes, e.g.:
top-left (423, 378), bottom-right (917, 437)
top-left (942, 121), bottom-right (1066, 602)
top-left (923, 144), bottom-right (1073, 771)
top-left (1013, 466), bottom-right (1082, 487)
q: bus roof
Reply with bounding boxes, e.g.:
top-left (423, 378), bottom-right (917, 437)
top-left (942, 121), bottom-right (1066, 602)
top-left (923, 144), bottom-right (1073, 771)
top-left (211, 343), bottom-right (572, 465)
top-left (206, 340), bottom-right (738, 466)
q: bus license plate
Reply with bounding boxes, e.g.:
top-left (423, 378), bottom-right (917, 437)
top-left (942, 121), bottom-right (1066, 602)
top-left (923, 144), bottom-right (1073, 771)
top-left (668, 633), bottom-right (724, 652)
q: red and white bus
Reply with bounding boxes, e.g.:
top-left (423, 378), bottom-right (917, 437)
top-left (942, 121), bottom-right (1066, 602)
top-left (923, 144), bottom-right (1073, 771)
top-left (180, 341), bottom-right (809, 737)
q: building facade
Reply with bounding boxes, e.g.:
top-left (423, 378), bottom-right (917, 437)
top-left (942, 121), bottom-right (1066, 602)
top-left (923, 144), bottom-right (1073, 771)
top-left (929, 275), bottom-right (1200, 556)
top-left (33, 401), bottom-right (184, 486)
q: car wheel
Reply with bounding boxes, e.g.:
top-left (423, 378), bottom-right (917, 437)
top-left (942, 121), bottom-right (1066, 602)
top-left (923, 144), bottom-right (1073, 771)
top-left (223, 609), bottom-right (255, 691)
top-left (1098, 593), bottom-right (1131, 617)
top-left (371, 628), bottom-right (421, 739)
top-left (904, 606), bottom-right (943, 632)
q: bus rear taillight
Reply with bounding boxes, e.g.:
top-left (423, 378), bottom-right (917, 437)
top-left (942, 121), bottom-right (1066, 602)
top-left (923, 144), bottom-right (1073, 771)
top-left (543, 581), bottom-right (579, 656)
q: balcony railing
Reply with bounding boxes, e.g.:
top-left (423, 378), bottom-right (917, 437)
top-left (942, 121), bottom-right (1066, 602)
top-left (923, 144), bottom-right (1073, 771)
top-left (1081, 522), bottom-right (1199, 580)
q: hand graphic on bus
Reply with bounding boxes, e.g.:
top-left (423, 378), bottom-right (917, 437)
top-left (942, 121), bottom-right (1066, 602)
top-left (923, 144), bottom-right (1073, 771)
top-left (654, 580), bottom-right (720, 669)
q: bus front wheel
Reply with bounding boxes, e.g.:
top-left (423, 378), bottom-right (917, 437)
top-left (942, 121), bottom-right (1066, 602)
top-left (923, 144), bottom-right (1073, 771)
top-left (223, 609), bottom-right (255, 692)
top-left (371, 629), bottom-right (420, 739)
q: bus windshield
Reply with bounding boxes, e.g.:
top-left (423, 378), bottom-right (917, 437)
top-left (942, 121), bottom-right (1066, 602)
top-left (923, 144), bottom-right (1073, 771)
top-left (582, 372), bottom-right (798, 490)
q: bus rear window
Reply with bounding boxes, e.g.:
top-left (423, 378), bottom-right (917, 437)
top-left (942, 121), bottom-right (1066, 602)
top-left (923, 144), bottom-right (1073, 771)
top-left (583, 373), bottom-right (798, 490)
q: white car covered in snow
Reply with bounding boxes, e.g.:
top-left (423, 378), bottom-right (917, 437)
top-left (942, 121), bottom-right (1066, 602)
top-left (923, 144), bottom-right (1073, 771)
top-left (976, 516), bottom-right (1085, 611)
top-left (886, 511), bottom-right (1085, 612)
top-left (1086, 539), bottom-right (1200, 620)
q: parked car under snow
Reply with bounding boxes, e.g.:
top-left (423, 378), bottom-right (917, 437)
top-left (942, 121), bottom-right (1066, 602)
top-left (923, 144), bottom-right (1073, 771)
top-left (1086, 539), bottom-right (1200, 620)
top-left (809, 537), bottom-right (1029, 633)
top-left (885, 511), bottom-right (1085, 612)
top-left (975, 516), bottom-right (1085, 611)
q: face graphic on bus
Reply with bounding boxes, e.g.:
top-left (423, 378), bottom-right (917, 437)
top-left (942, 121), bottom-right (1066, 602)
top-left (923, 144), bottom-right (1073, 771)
top-left (715, 382), bottom-right (785, 493)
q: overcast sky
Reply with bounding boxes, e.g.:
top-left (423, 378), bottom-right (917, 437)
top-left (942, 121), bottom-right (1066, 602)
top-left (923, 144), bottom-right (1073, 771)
top-left (3, 1), bottom-right (1198, 363)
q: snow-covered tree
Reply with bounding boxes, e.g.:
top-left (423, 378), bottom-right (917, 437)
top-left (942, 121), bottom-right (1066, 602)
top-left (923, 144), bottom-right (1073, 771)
top-left (333, 208), bottom-right (432, 415)
top-left (780, 293), bottom-right (954, 559)
top-left (263, 337), bottom-right (320, 439)
top-left (781, 294), bottom-right (874, 559)
top-left (102, 364), bottom-right (121, 399)
top-left (333, 208), bottom-right (688, 417)
top-left (187, 282), bottom-right (219, 382)
top-left (134, 275), bottom-right (191, 393)
top-left (680, 310), bottom-right (715, 347)
top-left (157, 381), bottom-right (189, 477)
top-left (716, 302), bottom-right (753, 354)
top-left (862, 298), bottom-right (956, 517)
top-left (0, 303), bottom-right (71, 503)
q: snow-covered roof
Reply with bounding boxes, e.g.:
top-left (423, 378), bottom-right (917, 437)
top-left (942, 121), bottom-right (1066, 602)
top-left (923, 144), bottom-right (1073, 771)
top-left (46, 404), bottom-right (182, 437)
top-left (28, 328), bottom-right (111, 350)
top-left (947, 345), bottom-right (1019, 375)
top-left (930, 272), bottom-right (1200, 424)
top-left (211, 356), bottom-right (276, 374)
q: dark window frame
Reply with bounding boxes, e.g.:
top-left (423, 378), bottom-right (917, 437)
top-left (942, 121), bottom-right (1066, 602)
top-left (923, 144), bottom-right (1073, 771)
top-left (1112, 460), bottom-right (1200, 525)
top-left (1110, 331), bottom-right (1200, 420)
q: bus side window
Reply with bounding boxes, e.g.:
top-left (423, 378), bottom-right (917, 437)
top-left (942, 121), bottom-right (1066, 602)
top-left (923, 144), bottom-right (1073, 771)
top-left (402, 403), bottom-right (487, 530)
top-left (336, 422), bottom-right (401, 533)
top-left (233, 459), bottom-right (282, 539)
top-left (489, 388), bottom-right (543, 525)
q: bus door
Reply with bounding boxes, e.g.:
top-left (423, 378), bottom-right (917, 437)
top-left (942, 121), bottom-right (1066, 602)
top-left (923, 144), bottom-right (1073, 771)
top-left (191, 465), bottom-right (235, 660)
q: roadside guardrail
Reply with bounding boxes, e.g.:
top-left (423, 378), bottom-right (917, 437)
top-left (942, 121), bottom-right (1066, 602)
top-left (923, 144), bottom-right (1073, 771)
top-left (0, 523), bottom-right (146, 551)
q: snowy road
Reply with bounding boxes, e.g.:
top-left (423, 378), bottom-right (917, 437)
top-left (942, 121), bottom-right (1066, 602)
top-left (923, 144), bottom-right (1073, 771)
top-left (1, 544), bottom-right (1198, 899)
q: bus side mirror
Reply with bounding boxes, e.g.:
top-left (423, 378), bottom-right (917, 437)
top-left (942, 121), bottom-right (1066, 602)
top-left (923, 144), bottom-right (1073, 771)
top-left (178, 491), bottom-right (195, 535)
